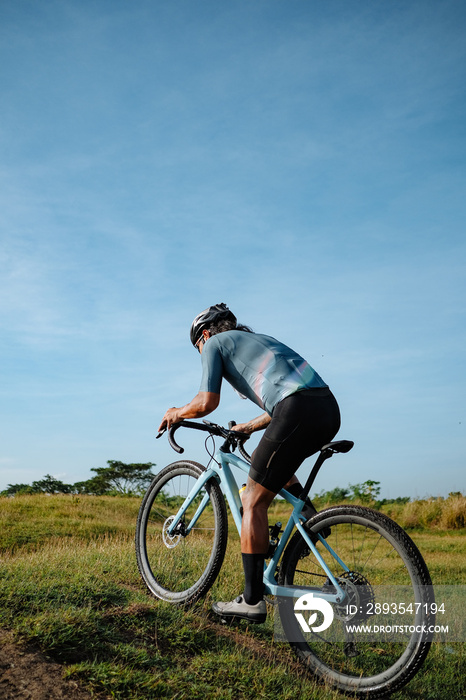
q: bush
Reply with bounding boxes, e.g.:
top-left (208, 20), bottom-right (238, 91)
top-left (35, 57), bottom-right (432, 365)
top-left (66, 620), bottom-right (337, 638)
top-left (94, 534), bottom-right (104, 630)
top-left (381, 493), bottom-right (465, 530)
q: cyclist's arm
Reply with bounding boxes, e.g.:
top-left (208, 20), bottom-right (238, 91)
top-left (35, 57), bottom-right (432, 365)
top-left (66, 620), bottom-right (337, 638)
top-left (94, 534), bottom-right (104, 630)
top-left (158, 392), bottom-right (220, 431)
top-left (231, 412), bottom-right (271, 435)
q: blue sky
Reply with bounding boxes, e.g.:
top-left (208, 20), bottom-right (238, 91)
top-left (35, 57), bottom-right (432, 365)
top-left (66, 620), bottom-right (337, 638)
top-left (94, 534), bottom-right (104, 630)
top-left (1, 0), bottom-right (464, 499)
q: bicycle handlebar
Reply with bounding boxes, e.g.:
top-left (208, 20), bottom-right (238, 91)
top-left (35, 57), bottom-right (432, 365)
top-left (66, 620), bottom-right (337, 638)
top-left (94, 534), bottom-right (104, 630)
top-left (157, 419), bottom-right (252, 462)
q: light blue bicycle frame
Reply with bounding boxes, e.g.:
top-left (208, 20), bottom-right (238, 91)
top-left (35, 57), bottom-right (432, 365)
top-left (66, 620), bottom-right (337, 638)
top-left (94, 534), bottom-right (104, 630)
top-left (167, 448), bottom-right (350, 605)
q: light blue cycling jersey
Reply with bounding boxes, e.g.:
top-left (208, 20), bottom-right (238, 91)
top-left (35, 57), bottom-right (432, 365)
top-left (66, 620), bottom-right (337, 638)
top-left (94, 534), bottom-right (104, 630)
top-left (199, 330), bottom-right (328, 416)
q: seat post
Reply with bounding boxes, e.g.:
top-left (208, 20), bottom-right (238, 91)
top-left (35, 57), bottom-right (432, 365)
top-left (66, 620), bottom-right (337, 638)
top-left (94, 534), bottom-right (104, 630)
top-left (298, 448), bottom-right (334, 501)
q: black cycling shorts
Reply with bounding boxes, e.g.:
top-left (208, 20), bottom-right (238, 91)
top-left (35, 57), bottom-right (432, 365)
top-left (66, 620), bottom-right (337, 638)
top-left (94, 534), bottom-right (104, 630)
top-left (248, 387), bottom-right (341, 494)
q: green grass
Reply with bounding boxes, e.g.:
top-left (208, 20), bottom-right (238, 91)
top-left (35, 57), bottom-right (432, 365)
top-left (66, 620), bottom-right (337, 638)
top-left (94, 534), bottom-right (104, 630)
top-left (0, 494), bottom-right (141, 552)
top-left (0, 494), bottom-right (464, 699)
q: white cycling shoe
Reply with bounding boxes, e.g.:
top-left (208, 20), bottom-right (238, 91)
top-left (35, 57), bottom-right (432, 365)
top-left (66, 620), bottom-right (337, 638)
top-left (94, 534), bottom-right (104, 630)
top-left (212, 595), bottom-right (267, 623)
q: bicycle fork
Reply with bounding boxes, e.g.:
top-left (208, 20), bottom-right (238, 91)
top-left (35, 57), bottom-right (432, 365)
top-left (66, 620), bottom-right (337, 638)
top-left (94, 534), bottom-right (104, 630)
top-left (165, 467), bottom-right (218, 537)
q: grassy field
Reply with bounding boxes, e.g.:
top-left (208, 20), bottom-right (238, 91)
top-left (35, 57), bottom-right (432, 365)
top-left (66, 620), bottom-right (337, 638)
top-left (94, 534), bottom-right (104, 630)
top-left (0, 494), bottom-right (464, 699)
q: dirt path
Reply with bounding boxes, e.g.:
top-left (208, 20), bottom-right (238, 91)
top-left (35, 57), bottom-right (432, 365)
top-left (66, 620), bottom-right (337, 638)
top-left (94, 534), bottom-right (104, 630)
top-left (0, 629), bottom-right (99, 700)
top-left (0, 616), bottom-right (304, 698)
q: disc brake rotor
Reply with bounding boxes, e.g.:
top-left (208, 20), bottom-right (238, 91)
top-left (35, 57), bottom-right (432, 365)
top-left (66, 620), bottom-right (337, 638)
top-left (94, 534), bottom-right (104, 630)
top-left (334, 571), bottom-right (375, 623)
top-left (162, 515), bottom-right (183, 549)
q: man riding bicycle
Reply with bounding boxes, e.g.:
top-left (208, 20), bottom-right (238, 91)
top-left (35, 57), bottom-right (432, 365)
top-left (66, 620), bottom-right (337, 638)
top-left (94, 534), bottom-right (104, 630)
top-left (158, 303), bottom-right (341, 623)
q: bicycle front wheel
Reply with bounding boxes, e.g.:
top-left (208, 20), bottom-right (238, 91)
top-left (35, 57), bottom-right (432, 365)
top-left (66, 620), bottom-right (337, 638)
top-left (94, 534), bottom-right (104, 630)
top-left (136, 461), bottom-right (228, 605)
top-left (278, 506), bottom-right (434, 698)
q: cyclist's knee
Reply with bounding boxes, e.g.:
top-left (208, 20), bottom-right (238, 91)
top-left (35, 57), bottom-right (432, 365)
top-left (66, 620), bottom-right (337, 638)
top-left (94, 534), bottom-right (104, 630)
top-left (242, 479), bottom-right (275, 511)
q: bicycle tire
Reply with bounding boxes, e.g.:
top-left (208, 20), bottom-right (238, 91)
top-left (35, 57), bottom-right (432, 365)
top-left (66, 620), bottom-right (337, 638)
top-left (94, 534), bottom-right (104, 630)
top-left (135, 461), bottom-right (228, 605)
top-left (277, 505), bottom-right (434, 698)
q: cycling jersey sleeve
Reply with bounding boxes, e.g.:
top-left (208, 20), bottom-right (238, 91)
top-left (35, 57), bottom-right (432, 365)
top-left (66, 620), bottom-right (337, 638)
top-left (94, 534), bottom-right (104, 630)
top-left (199, 338), bottom-right (223, 394)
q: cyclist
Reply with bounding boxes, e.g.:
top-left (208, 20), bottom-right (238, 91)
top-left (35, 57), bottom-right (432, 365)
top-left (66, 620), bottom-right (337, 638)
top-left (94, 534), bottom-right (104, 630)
top-left (158, 303), bottom-right (341, 623)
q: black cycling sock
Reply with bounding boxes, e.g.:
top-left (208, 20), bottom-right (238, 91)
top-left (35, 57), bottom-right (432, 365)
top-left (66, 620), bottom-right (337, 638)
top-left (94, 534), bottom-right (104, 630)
top-left (242, 553), bottom-right (265, 605)
top-left (286, 482), bottom-right (317, 515)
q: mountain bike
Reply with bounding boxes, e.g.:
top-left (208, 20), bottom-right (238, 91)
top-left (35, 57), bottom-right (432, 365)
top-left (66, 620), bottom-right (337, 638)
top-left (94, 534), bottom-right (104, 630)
top-left (135, 420), bottom-right (435, 698)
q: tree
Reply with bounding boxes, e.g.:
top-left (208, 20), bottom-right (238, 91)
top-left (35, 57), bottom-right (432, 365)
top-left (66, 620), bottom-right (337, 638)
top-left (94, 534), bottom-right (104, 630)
top-left (1, 474), bottom-right (72, 497)
top-left (31, 474), bottom-right (72, 494)
top-left (315, 486), bottom-right (350, 505)
top-left (1, 462), bottom-right (156, 498)
top-left (72, 476), bottom-right (111, 496)
top-left (1, 483), bottom-right (36, 497)
top-left (87, 461), bottom-right (156, 496)
top-left (349, 480), bottom-right (381, 503)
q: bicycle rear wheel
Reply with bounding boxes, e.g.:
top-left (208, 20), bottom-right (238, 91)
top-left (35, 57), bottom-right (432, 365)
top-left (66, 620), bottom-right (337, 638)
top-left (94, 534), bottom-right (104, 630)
top-left (278, 506), bottom-right (434, 698)
top-left (136, 461), bottom-right (228, 605)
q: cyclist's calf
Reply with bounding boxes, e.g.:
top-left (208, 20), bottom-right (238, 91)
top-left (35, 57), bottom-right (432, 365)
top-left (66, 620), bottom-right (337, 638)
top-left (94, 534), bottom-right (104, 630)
top-left (240, 478), bottom-right (275, 554)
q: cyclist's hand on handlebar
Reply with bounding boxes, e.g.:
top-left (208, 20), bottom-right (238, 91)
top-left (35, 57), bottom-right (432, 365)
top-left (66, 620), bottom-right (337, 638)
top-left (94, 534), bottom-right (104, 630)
top-left (158, 407), bottom-right (182, 433)
top-left (230, 421), bottom-right (255, 435)
top-left (231, 413), bottom-right (271, 435)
